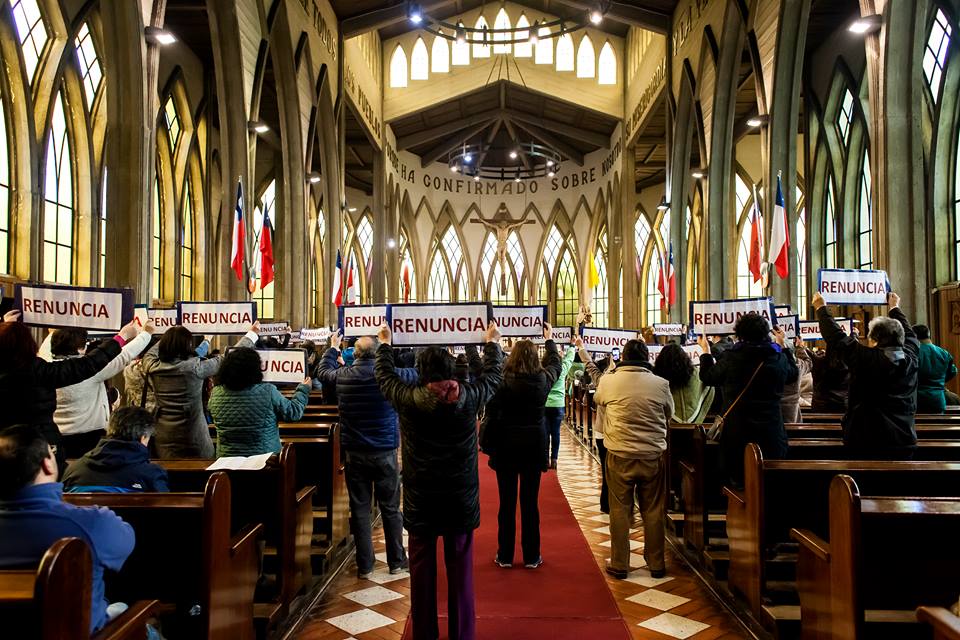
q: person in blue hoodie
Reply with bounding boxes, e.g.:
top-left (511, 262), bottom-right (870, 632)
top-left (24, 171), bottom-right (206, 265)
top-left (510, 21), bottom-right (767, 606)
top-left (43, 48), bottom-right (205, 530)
top-left (0, 424), bottom-right (136, 633)
top-left (61, 406), bottom-right (169, 493)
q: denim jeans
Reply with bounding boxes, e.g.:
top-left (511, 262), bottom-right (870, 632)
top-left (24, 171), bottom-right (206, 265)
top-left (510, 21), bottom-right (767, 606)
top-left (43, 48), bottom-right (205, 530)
top-left (544, 407), bottom-right (564, 461)
top-left (344, 449), bottom-right (406, 574)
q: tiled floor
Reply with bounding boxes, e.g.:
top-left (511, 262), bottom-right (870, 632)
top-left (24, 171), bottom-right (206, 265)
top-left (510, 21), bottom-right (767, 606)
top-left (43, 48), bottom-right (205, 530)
top-left (291, 426), bottom-right (749, 639)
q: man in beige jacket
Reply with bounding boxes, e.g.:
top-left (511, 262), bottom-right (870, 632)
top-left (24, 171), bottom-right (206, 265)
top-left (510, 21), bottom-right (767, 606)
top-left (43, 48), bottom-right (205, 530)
top-left (594, 339), bottom-right (674, 579)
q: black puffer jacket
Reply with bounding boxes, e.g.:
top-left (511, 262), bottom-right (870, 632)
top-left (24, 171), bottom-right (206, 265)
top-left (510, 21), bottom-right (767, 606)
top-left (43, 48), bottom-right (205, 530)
top-left (700, 340), bottom-right (798, 483)
top-left (61, 439), bottom-right (169, 492)
top-left (483, 340), bottom-right (563, 472)
top-left (316, 348), bottom-right (418, 451)
top-left (818, 306), bottom-right (919, 455)
top-left (375, 342), bottom-right (503, 536)
top-left (0, 339), bottom-right (121, 468)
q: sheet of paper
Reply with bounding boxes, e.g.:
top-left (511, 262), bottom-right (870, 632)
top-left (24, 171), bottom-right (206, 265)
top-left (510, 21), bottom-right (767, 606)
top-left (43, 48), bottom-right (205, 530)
top-left (205, 452), bottom-right (273, 471)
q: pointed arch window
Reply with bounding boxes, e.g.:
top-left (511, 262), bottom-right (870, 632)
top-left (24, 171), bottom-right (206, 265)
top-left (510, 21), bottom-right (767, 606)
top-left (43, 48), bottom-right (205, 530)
top-left (400, 231), bottom-right (416, 302)
top-left (180, 180), bottom-right (195, 300)
top-left (441, 226), bottom-right (468, 300)
top-left (646, 254), bottom-right (662, 325)
top-left (837, 89), bottom-right (854, 146)
top-left (389, 45), bottom-right (408, 88)
top-left (735, 174), bottom-right (763, 298)
top-left (431, 32), bottom-right (450, 73)
top-left (98, 170), bottom-right (106, 286)
top-left (163, 96), bottom-right (180, 150)
top-left (824, 176), bottom-right (837, 268)
top-left (556, 33), bottom-right (574, 71)
top-left (924, 9), bottom-right (952, 102)
top-left (75, 23), bottom-right (102, 107)
top-left (152, 178), bottom-right (162, 299)
top-left (555, 247), bottom-right (579, 327)
top-left (428, 249), bottom-right (451, 302)
top-left (592, 230), bottom-right (609, 327)
top-left (11, 0), bottom-right (47, 84)
top-left (514, 14), bottom-right (532, 58)
top-left (0, 96), bottom-right (9, 274)
top-left (796, 186), bottom-right (807, 313)
top-left (598, 41), bottom-right (616, 85)
top-left (317, 206), bottom-right (326, 244)
top-left (534, 25), bottom-right (553, 64)
top-left (955, 127), bottom-right (960, 275)
top-left (410, 37), bottom-right (429, 81)
top-left (493, 8), bottom-right (511, 54)
top-left (576, 35), bottom-right (595, 78)
top-left (473, 15), bottom-right (491, 58)
top-left (452, 22), bottom-right (470, 65)
top-left (356, 214), bottom-right (374, 262)
top-left (253, 180), bottom-right (276, 318)
top-left (42, 92), bottom-right (74, 284)
top-left (858, 152), bottom-right (873, 269)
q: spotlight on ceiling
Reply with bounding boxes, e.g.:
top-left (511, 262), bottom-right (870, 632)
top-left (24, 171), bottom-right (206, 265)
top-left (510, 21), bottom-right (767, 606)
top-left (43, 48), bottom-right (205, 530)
top-left (691, 170), bottom-right (706, 180)
top-left (509, 150), bottom-right (518, 159)
top-left (387, 238), bottom-right (397, 249)
top-left (547, 170), bottom-right (555, 177)
top-left (145, 26), bottom-right (177, 46)
top-left (546, 159), bottom-right (554, 167)
top-left (589, 6), bottom-right (603, 25)
top-left (463, 153), bottom-right (472, 163)
top-left (474, 174), bottom-right (480, 181)
top-left (657, 196), bottom-right (670, 211)
top-left (347, 206), bottom-right (357, 213)
top-left (308, 172), bottom-right (322, 184)
top-left (451, 164), bottom-right (459, 172)
top-left (456, 24), bottom-right (467, 44)
top-left (849, 14), bottom-right (882, 35)
top-left (515, 176), bottom-right (521, 183)
top-left (529, 21), bottom-right (539, 45)
top-left (408, 2), bottom-right (423, 24)
top-left (248, 120), bottom-right (270, 134)
top-left (746, 114), bottom-right (769, 128)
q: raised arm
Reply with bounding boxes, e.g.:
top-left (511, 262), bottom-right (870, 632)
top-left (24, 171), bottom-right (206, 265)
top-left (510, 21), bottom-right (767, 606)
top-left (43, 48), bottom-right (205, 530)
top-left (812, 292), bottom-right (862, 364)
top-left (465, 341), bottom-right (505, 407)
top-left (33, 322), bottom-right (139, 389)
top-left (38, 331), bottom-right (53, 362)
top-left (696, 334), bottom-right (727, 387)
top-left (464, 344), bottom-right (483, 379)
top-left (271, 381), bottom-right (311, 422)
top-left (193, 327), bottom-right (259, 379)
top-left (92, 328), bottom-right (153, 382)
top-left (374, 338), bottom-right (418, 410)
top-left (886, 293), bottom-right (918, 359)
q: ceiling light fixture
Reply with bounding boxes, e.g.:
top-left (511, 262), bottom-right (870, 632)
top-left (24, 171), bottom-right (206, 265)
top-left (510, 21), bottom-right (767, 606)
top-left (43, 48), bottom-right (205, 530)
top-left (421, 10), bottom-right (606, 45)
top-left (589, 5), bottom-right (603, 25)
top-left (509, 150), bottom-right (518, 159)
top-left (529, 21), bottom-right (540, 45)
top-left (308, 172), bottom-right (322, 184)
top-left (849, 14), bottom-right (882, 35)
top-left (408, 2), bottom-right (423, 24)
top-left (387, 238), bottom-right (397, 249)
top-left (657, 196), bottom-right (670, 211)
top-left (451, 164), bottom-right (459, 172)
top-left (746, 114), bottom-right (769, 128)
top-left (474, 174), bottom-right (480, 181)
top-left (248, 120), bottom-right (270, 134)
top-left (691, 170), bottom-right (705, 180)
top-left (145, 26), bottom-right (177, 46)
top-left (546, 159), bottom-right (554, 167)
top-left (548, 170), bottom-right (555, 177)
top-left (455, 24), bottom-right (466, 44)
top-left (347, 206), bottom-right (357, 213)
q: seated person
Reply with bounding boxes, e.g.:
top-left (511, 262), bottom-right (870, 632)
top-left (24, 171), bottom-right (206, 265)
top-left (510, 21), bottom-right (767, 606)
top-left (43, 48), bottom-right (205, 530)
top-left (0, 425), bottom-right (135, 633)
top-left (62, 407), bottom-right (169, 492)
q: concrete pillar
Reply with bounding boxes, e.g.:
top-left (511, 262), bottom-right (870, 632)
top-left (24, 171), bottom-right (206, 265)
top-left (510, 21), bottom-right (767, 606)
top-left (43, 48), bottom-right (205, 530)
top-left (620, 149), bottom-right (639, 328)
top-left (370, 149), bottom-right (386, 302)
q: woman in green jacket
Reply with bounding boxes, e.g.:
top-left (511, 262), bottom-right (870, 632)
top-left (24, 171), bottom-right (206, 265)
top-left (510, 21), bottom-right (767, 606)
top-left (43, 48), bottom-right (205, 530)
top-left (209, 347), bottom-right (311, 457)
top-left (653, 343), bottom-right (714, 424)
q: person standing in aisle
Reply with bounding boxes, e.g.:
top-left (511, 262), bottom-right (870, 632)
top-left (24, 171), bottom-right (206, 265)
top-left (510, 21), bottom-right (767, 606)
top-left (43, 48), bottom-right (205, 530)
top-left (544, 338), bottom-right (576, 469)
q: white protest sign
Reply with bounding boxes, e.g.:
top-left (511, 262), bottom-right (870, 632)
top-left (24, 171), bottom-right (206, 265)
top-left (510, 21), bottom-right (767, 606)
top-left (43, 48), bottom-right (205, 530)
top-left (339, 305), bottom-right (390, 338)
top-left (390, 303), bottom-right (490, 346)
top-left (818, 269), bottom-right (890, 305)
top-left (689, 297), bottom-right (775, 336)
top-left (648, 343), bottom-right (704, 365)
top-left (16, 284), bottom-right (133, 331)
top-left (258, 322), bottom-right (291, 337)
top-left (798, 318), bottom-right (855, 341)
top-left (776, 314), bottom-right (800, 341)
top-left (532, 325), bottom-right (573, 345)
top-left (177, 301), bottom-right (256, 335)
top-left (297, 327), bottom-right (332, 342)
top-left (653, 323), bottom-right (685, 336)
top-left (491, 305), bottom-right (546, 338)
top-left (133, 306), bottom-right (178, 334)
top-left (774, 305), bottom-right (792, 317)
top-left (257, 349), bottom-right (307, 384)
top-left (580, 327), bottom-right (640, 353)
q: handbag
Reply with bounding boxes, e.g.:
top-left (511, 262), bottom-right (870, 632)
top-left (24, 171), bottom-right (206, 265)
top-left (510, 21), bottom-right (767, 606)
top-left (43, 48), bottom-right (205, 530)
top-left (706, 361), bottom-right (764, 442)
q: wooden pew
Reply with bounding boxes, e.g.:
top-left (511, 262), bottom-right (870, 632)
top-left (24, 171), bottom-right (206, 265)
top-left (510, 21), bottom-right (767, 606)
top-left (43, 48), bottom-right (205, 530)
top-left (724, 444), bottom-right (960, 628)
top-left (65, 473), bottom-right (262, 640)
top-left (801, 411), bottom-right (960, 425)
top-left (792, 476), bottom-right (960, 639)
top-left (0, 537), bottom-right (159, 640)
top-left (918, 607), bottom-right (960, 640)
top-left (157, 443), bottom-right (315, 632)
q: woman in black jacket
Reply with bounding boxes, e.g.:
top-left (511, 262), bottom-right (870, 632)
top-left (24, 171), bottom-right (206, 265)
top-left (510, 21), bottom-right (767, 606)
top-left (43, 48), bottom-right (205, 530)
top-left (698, 313), bottom-right (798, 485)
top-left (484, 325), bottom-right (563, 569)
top-left (0, 311), bottom-right (139, 472)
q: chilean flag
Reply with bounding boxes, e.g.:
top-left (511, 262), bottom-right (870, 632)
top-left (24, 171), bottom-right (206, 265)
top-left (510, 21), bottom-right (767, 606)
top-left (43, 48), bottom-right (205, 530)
top-left (768, 172), bottom-right (790, 279)
top-left (657, 242), bottom-right (676, 310)
top-left (401, 261), bottom-right (411, 303)
top-left (345, 257), bottom-right (358, 305)
top-left (748, 187), bottom-right (764, 283)
top-left (230, 181), bottom-right (245, 281)
top-left (331, 250), bottom-right (343, 305)
top-left (259, 207), bottom-right (275, 287)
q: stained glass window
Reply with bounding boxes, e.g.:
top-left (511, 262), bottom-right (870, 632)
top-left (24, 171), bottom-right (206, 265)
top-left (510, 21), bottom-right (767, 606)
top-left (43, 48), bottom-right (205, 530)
top-left (0, 96), bottom-right (9, 274)
top-left (473, 15), bottom-right (490, 58)
top-left (42, 93), bottom-right (74, 284)
top-left (534, 25), bottom-right (552, 64)
top-left (180, 180), bottom-right (194, 300)
top-left (592, 230), bottom-right (609, 327)
top-left (11, 0), bottom-right (47, 84)
top-left (152, 178), bottom-right (162, 299)
top-left (825, 176), bottom-right (837, 269)
top-left (253, 180), bottom-right (276, 318)
top-left (493, 8), bottom-right (511, 54)
top-left (514, 14), bottom-right (532, 58)
top-left (837, 89), bottom-right (854, 146)
top-left (75, 23), bottom-right (102, 107)
top-left (923, 9), bottom-right (952, 102)
top-left (858, 152), bottom-right (873, 268)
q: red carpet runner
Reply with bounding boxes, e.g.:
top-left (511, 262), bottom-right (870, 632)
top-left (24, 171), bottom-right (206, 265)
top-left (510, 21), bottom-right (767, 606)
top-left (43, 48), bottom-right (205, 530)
top-left (401, 461), bottom-right (632, 639)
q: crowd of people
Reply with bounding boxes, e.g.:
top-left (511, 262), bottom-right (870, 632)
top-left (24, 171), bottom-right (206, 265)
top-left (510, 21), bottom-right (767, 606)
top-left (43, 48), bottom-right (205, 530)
top-left (0, 288), bottom-right (957, 639)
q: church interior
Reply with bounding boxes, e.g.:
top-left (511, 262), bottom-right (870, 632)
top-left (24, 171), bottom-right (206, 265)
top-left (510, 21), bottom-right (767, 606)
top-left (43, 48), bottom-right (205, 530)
top-left (2, 0), bottom-right (960, 639)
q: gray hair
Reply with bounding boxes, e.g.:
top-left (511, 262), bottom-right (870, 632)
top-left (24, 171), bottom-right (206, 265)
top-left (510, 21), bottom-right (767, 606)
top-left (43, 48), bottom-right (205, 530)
top-left (867, 316), bottom-right (905, 348)
top-left (106, 407), bottom-right (156, 442)
top-left (353, 336), bottom-right (379, 359)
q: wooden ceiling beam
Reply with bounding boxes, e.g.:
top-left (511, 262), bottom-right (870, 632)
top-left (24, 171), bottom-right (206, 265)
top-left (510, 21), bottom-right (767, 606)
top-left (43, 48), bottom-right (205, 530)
top-left (551, 0), bottom-right (670, 34)
top-left (502, 118), bottom-right (532, 170)
top-left (340, 0), bottom-right (457, 38)
top-left (420, 120), bottom-right (494, 167)
top-left (510, 118), bottom-right (585, 167)
top-left (474, 117), bottom-right (503, 168)
top-left (504, 108), bottom-right (610, 148)
top-left (396, 107), bottom-right (501, 148)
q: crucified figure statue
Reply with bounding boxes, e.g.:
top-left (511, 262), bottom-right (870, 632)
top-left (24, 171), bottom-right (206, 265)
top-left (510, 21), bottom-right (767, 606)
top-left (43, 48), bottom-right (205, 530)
top-left (470, 204), bottom-right (536, 295)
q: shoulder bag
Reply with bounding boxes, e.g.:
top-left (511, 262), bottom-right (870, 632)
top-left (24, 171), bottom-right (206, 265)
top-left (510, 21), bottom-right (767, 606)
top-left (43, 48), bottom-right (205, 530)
top-left (706, 361), bottom-right (764, 442)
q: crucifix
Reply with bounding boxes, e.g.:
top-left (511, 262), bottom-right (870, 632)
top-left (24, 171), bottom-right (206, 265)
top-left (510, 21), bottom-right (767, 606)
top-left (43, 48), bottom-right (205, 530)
top-left (470, 203), bottom-right (536, 294)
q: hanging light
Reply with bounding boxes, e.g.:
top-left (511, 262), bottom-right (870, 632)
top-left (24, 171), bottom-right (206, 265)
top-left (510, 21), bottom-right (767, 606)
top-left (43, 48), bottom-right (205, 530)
top-left (408, 2), bottom-right (423, 24)
top-left (450, 164), bottom-right (459, 172)
top-left (849, 14), bottom-right (882, 35)
top-left (145, 26), bottom-right (177, 46)
top-left (509, 150), bottom-right (518, 159)
top-left (456, 24), bottom-right (467, 44)
top-left (657, 196), bottom-right (670, 211)
top-left (589, 5), bottom-right (603, 25)
top-left (387, 238), bottom-right (397, 249)
top-left (546, 159), bottom-right (554, 167)
top-left (529, 21), bottom-right (539, 45)
top-left (746, 114), bottom-right (769, 128)
top-left (474, 174), bottom-right (481, 181)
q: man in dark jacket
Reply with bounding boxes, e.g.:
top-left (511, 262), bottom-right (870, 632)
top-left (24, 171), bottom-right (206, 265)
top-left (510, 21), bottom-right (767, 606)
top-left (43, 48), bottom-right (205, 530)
top-left (375, 322), bottom-right (503, 640)
top-left (699, 315), bottom-right (799, 485)
top-left (0, 424), bottom-right (135, 633)
top-left (61, 406), bottom-right (168, 492)
top-left (814, 291), bottom-right (919, 458)
top-left (809, 345), bottom-right (850, 412)
top-left (316, 331), bottom-right (417, 577)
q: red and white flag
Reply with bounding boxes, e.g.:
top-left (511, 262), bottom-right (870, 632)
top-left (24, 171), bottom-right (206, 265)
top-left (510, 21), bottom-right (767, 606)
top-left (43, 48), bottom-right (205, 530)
top-left (748, 185), bottom-right (764, 283)
top-left (259, 207), bottom-right (275, 288)
top-left (657, 243), bottom-right (676, 311)
top-left (331, 250), bottom-right (344, 305)
top-left (768, 172), bottom-right (790, 279)
top-left (345, 257), bottom-right (358, 305)
top-left (230, 181), bottom-right (245, 281)
top-left (401, 261), bottom-right (411, 303)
